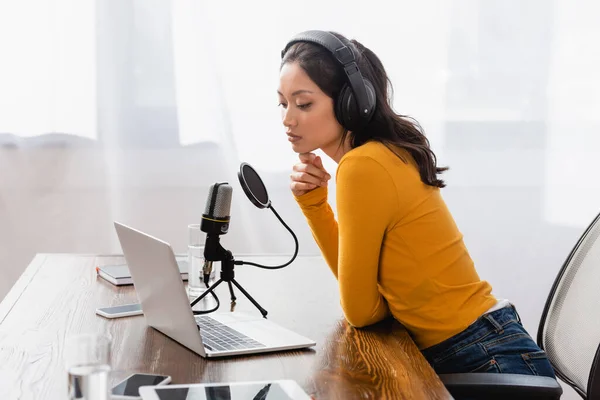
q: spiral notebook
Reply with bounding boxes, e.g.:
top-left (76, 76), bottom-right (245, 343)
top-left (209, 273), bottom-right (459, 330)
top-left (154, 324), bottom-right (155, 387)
top-left (96, 258), bottom-right (189, 286)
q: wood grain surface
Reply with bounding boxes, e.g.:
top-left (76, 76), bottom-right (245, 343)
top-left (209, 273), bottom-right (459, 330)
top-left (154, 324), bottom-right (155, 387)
top-left (0, 254), bottom-right (451, 399)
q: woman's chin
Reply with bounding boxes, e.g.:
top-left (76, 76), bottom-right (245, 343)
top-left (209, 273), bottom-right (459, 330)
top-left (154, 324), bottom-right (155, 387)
top-left (290, 142), bottom-right (316, 154)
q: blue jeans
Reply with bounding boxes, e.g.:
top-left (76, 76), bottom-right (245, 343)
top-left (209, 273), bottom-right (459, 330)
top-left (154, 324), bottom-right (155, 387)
top-left (421, 305), bottom-right (556, 378)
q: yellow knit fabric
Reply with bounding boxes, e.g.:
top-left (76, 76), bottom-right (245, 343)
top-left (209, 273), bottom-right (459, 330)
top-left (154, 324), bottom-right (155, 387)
top-left (295, 141), bottom-right (497, 349)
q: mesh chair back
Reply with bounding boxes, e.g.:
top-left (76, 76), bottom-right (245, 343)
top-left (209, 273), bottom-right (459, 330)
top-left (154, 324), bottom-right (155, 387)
top-left (539, 212), bottom-right (600, 397)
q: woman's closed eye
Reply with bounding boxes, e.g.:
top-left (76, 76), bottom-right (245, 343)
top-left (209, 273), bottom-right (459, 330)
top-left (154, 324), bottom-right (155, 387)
top-left (297, 102), bottom-right (312, 110)
top-left (278, 102), bottom-right (312, 110)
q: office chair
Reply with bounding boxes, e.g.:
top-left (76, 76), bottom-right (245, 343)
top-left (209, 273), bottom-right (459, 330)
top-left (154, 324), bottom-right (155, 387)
top-left (439, 211), bottom-right (600, 399)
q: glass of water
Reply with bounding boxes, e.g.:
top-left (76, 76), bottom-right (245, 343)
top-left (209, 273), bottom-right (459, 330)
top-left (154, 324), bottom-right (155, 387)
top-left (65, 333), bottom-right (111, 400)
top-left (187, 224), bottom-right (216, 300)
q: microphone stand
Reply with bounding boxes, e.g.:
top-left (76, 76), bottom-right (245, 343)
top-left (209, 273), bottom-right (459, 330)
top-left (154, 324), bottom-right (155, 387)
top-left (190, 234), bottom-right (268, 318)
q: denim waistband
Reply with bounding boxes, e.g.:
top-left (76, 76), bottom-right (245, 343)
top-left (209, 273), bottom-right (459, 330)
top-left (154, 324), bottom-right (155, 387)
top-left (422, 304), bottom-right (521, 363)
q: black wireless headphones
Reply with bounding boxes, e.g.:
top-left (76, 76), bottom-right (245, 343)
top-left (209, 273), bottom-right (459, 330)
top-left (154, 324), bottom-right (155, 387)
top-left (281, 30), bottom-right (376, 131)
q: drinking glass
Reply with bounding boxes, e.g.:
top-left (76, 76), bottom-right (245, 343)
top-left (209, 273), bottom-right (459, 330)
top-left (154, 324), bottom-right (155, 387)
top-left (65, 334), bottom-right (111, 400)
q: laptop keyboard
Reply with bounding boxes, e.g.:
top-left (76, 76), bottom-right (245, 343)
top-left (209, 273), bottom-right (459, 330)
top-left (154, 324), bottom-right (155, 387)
top-left (195, 315), bottom-right (266, 352)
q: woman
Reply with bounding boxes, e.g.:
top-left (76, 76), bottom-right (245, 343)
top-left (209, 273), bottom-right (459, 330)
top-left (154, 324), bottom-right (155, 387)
top-left (278, 30), bottom-right (555, 378)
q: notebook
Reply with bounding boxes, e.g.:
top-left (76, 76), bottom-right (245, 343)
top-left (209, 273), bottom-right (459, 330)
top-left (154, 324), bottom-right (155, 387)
top-left (96, 258), bottom-right (189, 286)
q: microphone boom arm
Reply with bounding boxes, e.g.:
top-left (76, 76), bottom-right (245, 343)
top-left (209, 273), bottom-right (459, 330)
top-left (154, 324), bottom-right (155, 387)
top-left (234, 204), bottom-right (299, 270)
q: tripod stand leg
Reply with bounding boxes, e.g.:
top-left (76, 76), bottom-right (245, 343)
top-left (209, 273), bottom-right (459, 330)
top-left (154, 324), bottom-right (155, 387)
top-left (228, 281), bottom-right (237, 312)
top-left (227, 281), bottom-right (236, 302)
top-left (190, 278), bottom-right (223, 308)
top-left (231, 278), bottom-right (268, 318)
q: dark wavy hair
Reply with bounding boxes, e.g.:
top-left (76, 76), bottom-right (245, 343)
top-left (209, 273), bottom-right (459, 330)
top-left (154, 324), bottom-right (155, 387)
top-left (281, 31), bottom-right (448, 188)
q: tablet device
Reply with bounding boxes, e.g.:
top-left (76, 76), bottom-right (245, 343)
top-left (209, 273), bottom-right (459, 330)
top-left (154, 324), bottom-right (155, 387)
top-left (139, 380), bottom-right (311, 400)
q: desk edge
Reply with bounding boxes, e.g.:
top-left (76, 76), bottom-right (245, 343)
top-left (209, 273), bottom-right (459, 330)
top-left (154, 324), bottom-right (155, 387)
top-left (0, 254), bottom-right (47, 323)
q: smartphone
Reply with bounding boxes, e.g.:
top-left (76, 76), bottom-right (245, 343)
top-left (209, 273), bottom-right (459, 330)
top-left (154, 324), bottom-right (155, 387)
top-left (95, 303), bottom-right (143, 319)
top-left (111, 373), bottom-right (171, 399)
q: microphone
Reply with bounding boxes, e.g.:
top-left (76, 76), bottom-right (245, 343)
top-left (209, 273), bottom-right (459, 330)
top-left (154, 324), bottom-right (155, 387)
top-left (191, 177), bottom-right (268, 318)
top-left (200, 182), bottom-right (233, 284)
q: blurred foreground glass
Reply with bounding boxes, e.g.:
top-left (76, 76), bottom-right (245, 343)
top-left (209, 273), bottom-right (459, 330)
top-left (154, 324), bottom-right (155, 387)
top-left (65, 334), bottom-right (111, 400)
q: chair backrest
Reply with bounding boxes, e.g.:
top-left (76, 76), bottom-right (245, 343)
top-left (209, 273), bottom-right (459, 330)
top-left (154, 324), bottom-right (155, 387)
top-left (538, 211), bottom-right (600, 399)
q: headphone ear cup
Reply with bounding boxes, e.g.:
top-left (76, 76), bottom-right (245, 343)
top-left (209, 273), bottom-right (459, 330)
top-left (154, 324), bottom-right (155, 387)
top-left (334, 83), bottom-right (352, 130)
top-left (334, 80), bottom-right (376, 131)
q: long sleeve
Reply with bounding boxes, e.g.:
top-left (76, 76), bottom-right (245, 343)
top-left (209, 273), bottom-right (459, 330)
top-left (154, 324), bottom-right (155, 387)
top-left (297, 142), bottom-right (498, 348)
top-left (335, 156), bottom-right (395, 327)
top-left (295, 155), bottom-right (395, 327)
top-left (294, 186), bottom-right (340, 277)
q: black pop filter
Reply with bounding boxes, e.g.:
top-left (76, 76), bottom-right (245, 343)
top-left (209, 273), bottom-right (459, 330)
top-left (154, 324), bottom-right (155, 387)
top-left (238, 162), bottom-right (271, 209)
top-left (234, 162), bottom-right (299, 271)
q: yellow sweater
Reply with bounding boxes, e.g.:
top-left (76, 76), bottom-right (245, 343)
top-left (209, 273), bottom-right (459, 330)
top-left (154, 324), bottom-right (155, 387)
top-left (295, 141), bottom-right (497, 349)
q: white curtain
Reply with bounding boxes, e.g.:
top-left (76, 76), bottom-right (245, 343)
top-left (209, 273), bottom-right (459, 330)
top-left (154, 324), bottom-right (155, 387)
top-left (1, 0), bottom-right (600, 301)
top-left (0, 0), bottom-right (453, 157)
top-left (0, 0), bottom-right (96, 138)
top-left (0, 0), bottom-right (457, 262)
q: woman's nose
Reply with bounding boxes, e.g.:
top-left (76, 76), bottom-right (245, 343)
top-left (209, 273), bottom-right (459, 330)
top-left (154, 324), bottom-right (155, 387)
top-left (282, 109), bottom-right (297, 128)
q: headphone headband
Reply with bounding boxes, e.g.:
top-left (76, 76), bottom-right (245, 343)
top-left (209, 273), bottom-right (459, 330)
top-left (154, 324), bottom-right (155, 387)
top-left (281, 30), bottom-right (373, 123)
top-left (281, 30), bottom-right (355, 65)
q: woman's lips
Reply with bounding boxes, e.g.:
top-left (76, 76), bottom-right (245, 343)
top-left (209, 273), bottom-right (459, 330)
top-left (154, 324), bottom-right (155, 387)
top-left (287, 133), bottom-right (301, 143)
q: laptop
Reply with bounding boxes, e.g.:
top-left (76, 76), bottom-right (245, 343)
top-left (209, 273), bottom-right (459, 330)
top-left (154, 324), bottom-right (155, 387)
top-left (114, 221), bottom-right (316, 358)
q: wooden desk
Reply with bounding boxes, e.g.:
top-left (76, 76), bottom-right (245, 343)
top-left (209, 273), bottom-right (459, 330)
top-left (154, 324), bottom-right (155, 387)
top-left (0, 254), bottom-right (451, 399)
